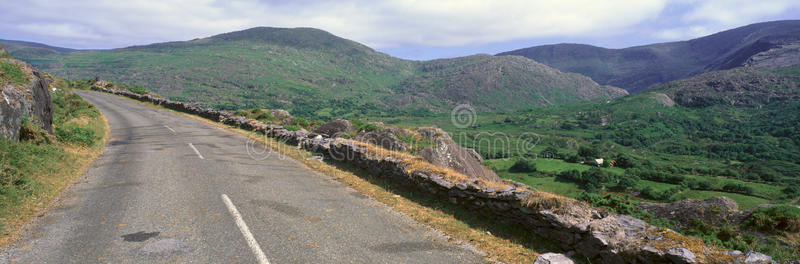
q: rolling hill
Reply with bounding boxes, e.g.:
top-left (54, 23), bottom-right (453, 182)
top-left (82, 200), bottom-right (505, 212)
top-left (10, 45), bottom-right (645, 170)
top-left (0, 27), bottom-right (626, 119)
top-left (498, 20), bottom-right (800, 93)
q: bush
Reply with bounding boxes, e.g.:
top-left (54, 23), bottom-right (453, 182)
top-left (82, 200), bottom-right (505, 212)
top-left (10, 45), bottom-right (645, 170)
top-left (615, 154), bottom-right (635, 168)
top-left (126, 84), bottom-right (148, 94)
top-left (350, 119), bottom-right (380, 133)
top-left (19, 118), bottom-right (55, 145)
top-left (283, 125), bottom-right (301, 131)
top-left (539, 146), bottom-right (560, 159)
top-left (578, 146), bottom-right (598, 158)
top-left (55, 123), bottom-right (98, 146)
top-left (292, 117), bottom-right (310, 128)
top-left (745, 205), bottom-right (800, 233)
top-left (556, 169), bottom-right (581, 182)
top-left (509, 158), bottom-right (537, 173)
top-left (616, 173), bottom-right (640, 191)
top-left (783, 184), bottom-right (800, 199)
top-left (722, 183), bottom-right (755, 195)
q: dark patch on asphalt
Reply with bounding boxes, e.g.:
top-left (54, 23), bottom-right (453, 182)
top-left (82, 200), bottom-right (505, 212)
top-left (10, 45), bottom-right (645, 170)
top-left (122, 231), bottom-right (160, 242)
top-left (250, 199), bottom-right (304, 217)
top-left (239, 174), bottom-right (264, 184)
top-left (370, 241), bottom-right (438, 253)
top-left (109, 140), bottom-right (129, 146)
top-left (79, 181), bottom-right (142, 192)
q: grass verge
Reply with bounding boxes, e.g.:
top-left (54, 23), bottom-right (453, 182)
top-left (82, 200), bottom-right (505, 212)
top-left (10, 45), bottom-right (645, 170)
top-left (0, 86), bottom-right (110, 249)
top-left (110, 93), bottom-right (559, 263)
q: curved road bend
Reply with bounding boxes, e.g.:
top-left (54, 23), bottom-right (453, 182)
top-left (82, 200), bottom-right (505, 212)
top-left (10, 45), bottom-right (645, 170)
top-left (0, 90), bottom-right (482, 263)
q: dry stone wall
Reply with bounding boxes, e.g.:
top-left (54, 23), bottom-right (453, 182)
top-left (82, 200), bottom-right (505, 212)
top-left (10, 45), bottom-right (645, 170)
top-left (92, 85), bottom-right (779, 264)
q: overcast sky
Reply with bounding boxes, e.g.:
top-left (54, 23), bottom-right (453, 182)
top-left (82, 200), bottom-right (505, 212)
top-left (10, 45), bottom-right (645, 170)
top-left (1, 0), bottom-right (798, 60)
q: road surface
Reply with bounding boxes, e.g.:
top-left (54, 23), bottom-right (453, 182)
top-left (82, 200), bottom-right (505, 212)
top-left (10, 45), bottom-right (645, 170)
top-left (0, 90), bottom-right (482, 263)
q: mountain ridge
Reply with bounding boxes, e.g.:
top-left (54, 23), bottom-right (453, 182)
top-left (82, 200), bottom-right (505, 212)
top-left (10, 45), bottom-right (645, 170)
top-left (1, 27), bottom-right (626, 119)
top-left (498, 20), bottom-right (800, 93)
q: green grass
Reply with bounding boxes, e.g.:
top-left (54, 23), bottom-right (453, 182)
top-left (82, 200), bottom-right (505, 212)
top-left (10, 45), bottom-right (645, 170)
top-left (0, 60), bottom-right (29, 86)
top-left (0, 80), bottom-right (106, 242)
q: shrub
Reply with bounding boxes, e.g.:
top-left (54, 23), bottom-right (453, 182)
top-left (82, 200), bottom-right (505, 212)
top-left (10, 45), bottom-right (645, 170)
top-left (127, 84), bottom-right (148, 94)
top-left (292, 117), bottom-right (310, 128)
top-left (539, 146), bottom-right (560, 159)
top-left (19, 118), bottom-right (54, 145)
top-left (55, 123), bottom-right (98, 146)
top-left (556, 169), bottom-right (581, 182)
top-left (350, 119), bottom-right (380, 133)
top-left (745, 205), bottom-right (800, 233)
top-left (616, 173), bottom-right (640, 191)
top-left (578, 146), bottom-right (598, 158)
top-left (783, 184), bottom-right (800, 199)
top-left (509, 158), bottom-right (537, 173)
top-left (283, 125), bottom-right (301, 131)
top-left (615, 154), bottom-right (635, 168)
top-left (722, 183), bottom-right (755, 195)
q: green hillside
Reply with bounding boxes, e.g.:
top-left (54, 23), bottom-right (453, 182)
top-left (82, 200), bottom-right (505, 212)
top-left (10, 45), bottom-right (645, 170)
top-left (377, 65), bottom-right (800, 206)
top-left (376, 65), bottom-right (800, 258)
top-left (1, 27), bottom-right (626, 120)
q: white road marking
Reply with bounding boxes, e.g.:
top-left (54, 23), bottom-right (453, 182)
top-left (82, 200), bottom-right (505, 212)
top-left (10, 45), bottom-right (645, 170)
top-left (188, 143), bottom-right (204, 159)
top-left (163, 125), bottom-right (176, 133)
top-left (221, 194), bottom-right (271, 264)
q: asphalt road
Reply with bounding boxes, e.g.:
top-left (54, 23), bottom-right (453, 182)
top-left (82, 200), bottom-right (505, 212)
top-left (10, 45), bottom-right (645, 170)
top-left (0, 90), bottom-right (482, 263)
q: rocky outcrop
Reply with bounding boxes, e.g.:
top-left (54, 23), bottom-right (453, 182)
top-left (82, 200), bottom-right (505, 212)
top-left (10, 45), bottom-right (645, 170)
top-left (355, 128), bottom-right (409, 152)
top-left (313, 119), bottom-right (353, 137)
top-left (417, 127), bottom-right (500, 182)
top-left (743, 39), bottom-right (800, 68)
top-left (0, 48), bottom-right (52, 141)
top-left (93, 85), bottom-right (775, 263)
top-left (534, 253), bottom-right (574, 264)
top-left (640, 196), bottom-right (770, 228)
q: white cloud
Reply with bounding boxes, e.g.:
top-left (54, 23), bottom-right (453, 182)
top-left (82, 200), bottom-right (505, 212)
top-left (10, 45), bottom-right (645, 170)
top-left (682, 0), bottom-right (798, 25)
top-left (653, 25), bottom-right (712, 40)
top-left (0, 0), bottom-right (670, 49)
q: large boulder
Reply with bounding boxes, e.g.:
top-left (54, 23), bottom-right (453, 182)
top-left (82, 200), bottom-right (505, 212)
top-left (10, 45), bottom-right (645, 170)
top-left (416, 127), bottom-right (501, 182)
top-left (640, 196), bottom-right (741, 227)
top-left (313, 119), bottom-right (353, 137)
top-left (534, 253), bottom-right (574, 264)
top-left (0, 48), bottom-right (53, 141)
top-left (355, 128), bottom-right (409, 152)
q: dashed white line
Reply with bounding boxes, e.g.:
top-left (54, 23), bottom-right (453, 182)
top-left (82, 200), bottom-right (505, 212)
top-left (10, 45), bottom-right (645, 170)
top-left (221, 194), bottom-right (271, 264)
top-left (188, 143), bottom-right (204, 159)
top-left (163, 125), bottom-right (176, 133)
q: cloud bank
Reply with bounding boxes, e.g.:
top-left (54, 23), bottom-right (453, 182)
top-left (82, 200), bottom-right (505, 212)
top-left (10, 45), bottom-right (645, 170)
top-left (0, 0), bottom-right (798, 56)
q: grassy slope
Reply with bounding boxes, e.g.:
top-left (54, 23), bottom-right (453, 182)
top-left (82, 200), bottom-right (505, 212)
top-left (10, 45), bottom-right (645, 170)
top-left (0, 78), bottom-right (108, 247)
top-left (374, 66), bottom-right (800, 209)
top-left (3, 27), bottom-right (626, 119)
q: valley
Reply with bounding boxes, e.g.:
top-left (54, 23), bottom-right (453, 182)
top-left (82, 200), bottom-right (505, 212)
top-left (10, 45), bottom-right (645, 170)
top-left (1, 18), bottom-right (799, 263)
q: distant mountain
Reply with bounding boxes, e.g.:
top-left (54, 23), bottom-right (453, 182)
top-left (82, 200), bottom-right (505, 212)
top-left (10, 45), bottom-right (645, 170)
top-left (1, 27), bottom-right (625, 119)
top-left (650, 66), bottom-right (800, 108)
top-left (498, 20), bottom-right (800, 93)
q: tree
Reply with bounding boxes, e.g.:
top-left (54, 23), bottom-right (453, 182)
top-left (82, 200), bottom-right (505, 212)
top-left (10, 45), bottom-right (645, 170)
top-left (509, 158), bottom-right (537, 173)
top-left (615, 154), bottom-right (635, 168)
top-left (540, 146), bottom-right (560, 159)
top-left (578, 146), bottom-right (598, 159)
top-left (617, 173), bottom-right (640, 191)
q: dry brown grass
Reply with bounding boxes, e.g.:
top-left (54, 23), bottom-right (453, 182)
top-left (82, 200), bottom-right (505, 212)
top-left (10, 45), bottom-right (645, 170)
top-left (648, 228), bottom-right (734, 263)
top-left (119, 95), bottom-right (548, 263)
top-left (344, 139), bottom-right (509, 189)
top-left (521, 190), bottom-right (581, 211)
